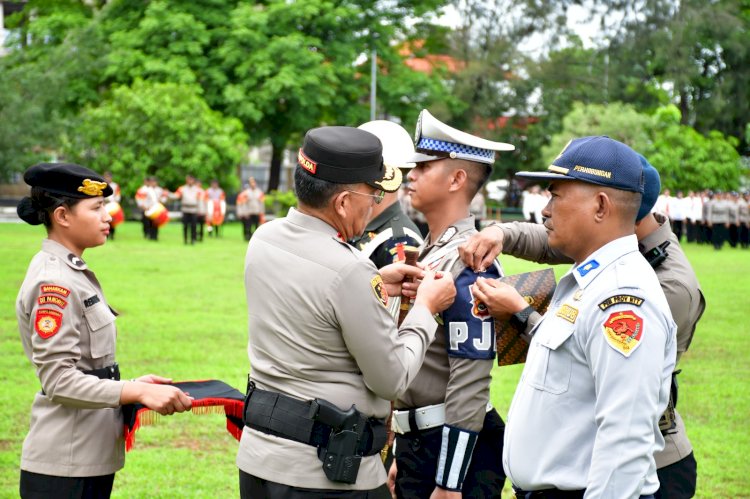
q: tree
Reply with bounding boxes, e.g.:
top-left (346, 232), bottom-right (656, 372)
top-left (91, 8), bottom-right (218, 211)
top-left (647, 105), bottom-right (742, 192)
top-left (0, 3), bottom-right (104, 180)
top-left (63, 80), bottom-right (247, 197)
top-left (541, 102), bottom-right (654, 164)
top-left (94, 0), bottom-right (451, 191)
top-left (542, 103), bottom-right (742, 192)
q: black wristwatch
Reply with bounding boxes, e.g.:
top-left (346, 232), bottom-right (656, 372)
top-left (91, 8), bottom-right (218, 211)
top-left (510, 305), bottom-right (535, 330)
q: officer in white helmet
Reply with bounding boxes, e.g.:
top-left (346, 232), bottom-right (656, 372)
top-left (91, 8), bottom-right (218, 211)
top-left (352, 120), bottom-right (425, 271)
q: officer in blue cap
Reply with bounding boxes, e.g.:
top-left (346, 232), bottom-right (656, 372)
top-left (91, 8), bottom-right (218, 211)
top-left (462, 152), bottom-right (705, 498)
top-left (458, 137), bottom-right (678, 498)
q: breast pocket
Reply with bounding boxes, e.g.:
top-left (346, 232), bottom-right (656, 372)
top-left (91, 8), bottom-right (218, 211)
top-left (83, 303), bottom-right (116, 358)
top-left (526, 321), bottom-right (575, 395)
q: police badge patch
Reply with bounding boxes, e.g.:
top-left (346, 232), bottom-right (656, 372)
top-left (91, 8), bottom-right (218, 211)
top-left (370, 275), bottom-right (388, 307)
top-left (35, 308), bottom-right (63, 339)
top-left (603, 310), bottom-right (644, 357)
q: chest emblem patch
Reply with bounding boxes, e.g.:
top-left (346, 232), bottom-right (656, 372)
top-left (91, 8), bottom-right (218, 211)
top-left (603, 310), bottom-right (644, 357)
top-left (371, 275), bottom-right (388, 307)
top-left (35, 309), bottom-right (63, 339)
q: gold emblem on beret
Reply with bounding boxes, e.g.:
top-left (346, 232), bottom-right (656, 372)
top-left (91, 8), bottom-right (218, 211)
top-left (78, 179), bottom-right (107, 196)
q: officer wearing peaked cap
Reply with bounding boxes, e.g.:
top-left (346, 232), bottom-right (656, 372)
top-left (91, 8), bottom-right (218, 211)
top-left (15, 163), bottom-right (192, 499)
top-left (462, 137), bottom-right (676, 498)
top-left (351, 121), bottom-right (425, 269)
top-left (237, 126), bottom-right (456, 498)
top-left (388, 110), bottom-right (514, 498)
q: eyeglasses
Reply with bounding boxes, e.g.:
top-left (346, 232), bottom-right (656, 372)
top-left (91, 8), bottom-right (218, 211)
top-left (345, 189), bottom-right (385, 204)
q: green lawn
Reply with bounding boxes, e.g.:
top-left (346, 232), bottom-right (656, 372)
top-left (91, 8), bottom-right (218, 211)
top-left (1, 221), bottom-right (748, 497)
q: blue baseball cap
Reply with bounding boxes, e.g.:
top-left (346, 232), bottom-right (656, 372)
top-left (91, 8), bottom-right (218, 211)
top-left (516, 136), bottom-right (644, 194)
top-left (636, 155), bottom-right (661, 221)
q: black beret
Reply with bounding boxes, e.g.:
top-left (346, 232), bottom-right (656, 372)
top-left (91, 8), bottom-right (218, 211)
top-left (23, 163), bottom-right (113, 199)
top-left (297, 126), bottom-right (402, 192)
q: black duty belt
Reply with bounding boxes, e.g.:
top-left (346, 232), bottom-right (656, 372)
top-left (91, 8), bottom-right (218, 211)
top-left (85, 363), bottom-right (121, 381)
top-left (243, 383), bottom-right (386, 457)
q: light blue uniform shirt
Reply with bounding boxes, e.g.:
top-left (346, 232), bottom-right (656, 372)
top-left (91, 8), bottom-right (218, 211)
top-left (503, 235), bottom-right (676, 498)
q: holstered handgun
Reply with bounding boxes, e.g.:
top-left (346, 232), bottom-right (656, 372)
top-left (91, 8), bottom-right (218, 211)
top-left (313, 398), bottom-right (367, 484)
top-left (658, 369), bottom-right (681, 435)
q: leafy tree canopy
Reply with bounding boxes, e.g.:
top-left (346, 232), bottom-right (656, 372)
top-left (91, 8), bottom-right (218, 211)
top-left (541, 102), bottom-right (742, 192)
top-left (63, 80), bottom-right (248, 197)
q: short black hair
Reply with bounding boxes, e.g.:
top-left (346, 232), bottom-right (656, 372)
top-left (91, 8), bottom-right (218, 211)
top-left (294, 167), bottom-right (346, 209)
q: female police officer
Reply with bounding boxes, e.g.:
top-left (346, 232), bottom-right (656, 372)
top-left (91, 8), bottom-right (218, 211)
top-left (15, 163), bottom-right (193, 498)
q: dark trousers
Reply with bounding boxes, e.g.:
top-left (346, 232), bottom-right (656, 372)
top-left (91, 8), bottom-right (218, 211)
top-left (671, 220), bottom-right (684, 242)
top-left (711, 224), bottom-right (728, 249)
top-left (20, 470), bottom-right (115, 499)
top-left (394, 409), bottom-right (505, 498)
top-left (685, 220), bottom-right (698, 243)
top-left (740, 223), bottom-right (749, 248)
top-left (728, 224), bottom-right (739, 247)
top-left (242, 214), bottom-right (261, 241)
top-left (239, 469), bottom-right (390, 499)
top-left (182, 212), bottom-right (198, 244)
top-left (655, 452), bottom-right (697, 499)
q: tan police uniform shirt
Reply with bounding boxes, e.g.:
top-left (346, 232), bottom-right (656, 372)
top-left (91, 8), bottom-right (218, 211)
top-left (395, 216), bottom-right (503, 433)
top-left (497, 217), bottom-right (705, 467)
top-left (237, 208), bottom-right (438, 490)
top-left (16, 239), bottom-right (125, 477)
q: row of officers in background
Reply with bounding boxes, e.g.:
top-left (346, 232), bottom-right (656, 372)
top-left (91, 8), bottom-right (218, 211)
top-left (106, 175), bottom-right (266, 244)
top-left (654, 189), bottom-right (750, 249)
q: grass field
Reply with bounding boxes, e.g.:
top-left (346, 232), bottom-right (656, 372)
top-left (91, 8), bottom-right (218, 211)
top-left (1, 221), bottom-right (748, 498)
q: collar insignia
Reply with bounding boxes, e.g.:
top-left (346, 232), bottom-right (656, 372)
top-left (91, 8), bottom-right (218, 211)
top-left (436, 226), bottom-right (457, 246)
top-left (67, 253), bottom-right (85, 268)
top-left (78, 179), bottom-right (107, 196)
top-left (577, 259), bottom-right (599, 277)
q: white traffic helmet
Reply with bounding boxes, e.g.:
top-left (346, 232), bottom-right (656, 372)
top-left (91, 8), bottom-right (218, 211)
top-left (358, 120), bottom-right (416, 169)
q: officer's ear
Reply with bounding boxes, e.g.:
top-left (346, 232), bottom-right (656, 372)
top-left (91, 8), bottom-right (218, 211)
top-left (593, 191), bottom-right (613, 223)
top-left (51, 204), bottom-right (73, 229)
top-left (332, 190), bottom-right (350, 217)
top-left (448, 168), bottom-right (467, 193)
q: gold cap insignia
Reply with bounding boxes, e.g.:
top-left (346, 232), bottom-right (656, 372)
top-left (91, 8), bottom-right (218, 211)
top-left (78, 179), bottom-right (107, 197)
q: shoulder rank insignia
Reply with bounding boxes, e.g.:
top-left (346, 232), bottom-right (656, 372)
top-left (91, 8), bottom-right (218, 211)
top-left (603, 310), bottom-right (644, 357)
top-left (598, 294), bottom-right (644, 311)
top-left (35, 309), bottom-right (63, 339)
top-left (370, 275), bottom-right (388, 307)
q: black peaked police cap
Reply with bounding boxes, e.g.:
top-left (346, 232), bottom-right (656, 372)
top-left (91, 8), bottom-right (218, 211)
top-left (297, 126), bottom-right (402, 192)
top-left (23, 162), bottom-right (113, 199)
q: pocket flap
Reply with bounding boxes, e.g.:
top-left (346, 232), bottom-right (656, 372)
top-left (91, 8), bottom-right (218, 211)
top-left (535, 320), bottom-right (575, 350)
top-left (84, 303), bottom-right (116, 331)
